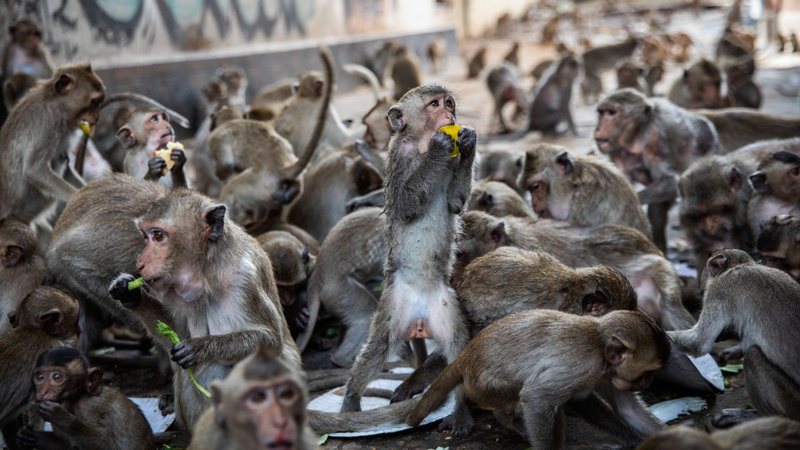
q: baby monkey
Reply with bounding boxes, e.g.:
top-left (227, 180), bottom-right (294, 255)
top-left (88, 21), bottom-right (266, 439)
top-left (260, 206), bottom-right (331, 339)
top-left (407, 309), bottom-right (671, 450)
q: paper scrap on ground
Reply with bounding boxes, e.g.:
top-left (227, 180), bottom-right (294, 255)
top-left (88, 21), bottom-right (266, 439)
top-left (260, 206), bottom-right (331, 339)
top-left (131, 397), bottom-right (176, 433)
top-left (688, 354), bottom-right (725, 392)
top-left (649, 396), bottom-right (707, 422)
top-left (307, 369), bottom-right (455, 437)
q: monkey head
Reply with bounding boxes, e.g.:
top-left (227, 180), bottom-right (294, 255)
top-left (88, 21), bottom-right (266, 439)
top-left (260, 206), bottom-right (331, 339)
top-left (521, 145), bottom-right (576, 219)
top-left (749, 151), bottom-right (800, 201)
top-left (679, 160), bottom-right (742, 249)
top-left (210, 105), bottom-right (244, 131)
top-left (212, 347), bottom-right (308, 450)
top-left (594, 89), bottom-right (652, 156)
top-left (386, 84), bottom-right (456, 155)
top-left (216, 65), bottom-right (247, 98)
top-left (47, 64), bottom-right (106, 131)
top-left (8, 287), bottom-right (80, 340)
top-left (458, 211), bottom-right (507, 269)
top-left (9, 19), bottom-right (43, 53)
top-left (0, 219), bottom-right (37, 268)
top-left (700, 249), bottom-right (755, 289)
top-left (33, 347), bottom-right (103, 404)
top-left (616, 61), bottom-right (644, 88)
top-left (116, 108), bottom-right (174, 149)
top-left (258, 231), bottom-right (314, 312)
top-left (685, 59), bottom-right (723, 108)
top-left (601, 310), bottom-right (670, 392)
top-left (135, 191), bottom-right (228, 302)
top-left (361, 99), bottom-right (393, 150)
top-left (295, 71), bottom-right (325, 99)
top-left (756, 215), bottom-right (800, 282)
top-left (555, 54), bottom-right (580, 85)
top-left (581, 266), bottom-right (638, 315)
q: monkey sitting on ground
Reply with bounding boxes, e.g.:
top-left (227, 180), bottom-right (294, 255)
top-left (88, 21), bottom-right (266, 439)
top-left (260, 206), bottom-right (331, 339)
top-left (503, 41), bottom-right (521, 67)
top-left (340, 85), bottom-right (477, 438)
top-left (426, 37), bottom-right (446, 74)
top-left (16, 347), bottom-right (155, 450)
top-left (466, 47), bottom-right (487, 79)
top-left (468, 180), bottom-right (535, 219)
top-left (520, 144), bottom-right (652, 238)
top-left (389, 45), bottom-right (423, 100)
top-left (670, 249), bottom-right (800, 426)
top-left (724, 56), bottom-right (761, 109)
top-left (667, 59), bottom-right (729, 109)
top-left (616, 60), bottom-right (647, 94)
top-left (594, 88), bottom-right (720, 251)
top-left (748, 150), bottom-right (800, 232)
top-left (0, 219), bottom-right (45, 336)
top-left (757, 215), bottom-right (800, 283)
top-left (485, 63), bottom-right (529, 134)
top-left (117, 106), bottom-right (187, 189)
top-left (407, 310), bottom-right (671, 450)
top-left (0, 287), bottom-right (79, 447)
top-left (637, 417), bottom-right (800, 450)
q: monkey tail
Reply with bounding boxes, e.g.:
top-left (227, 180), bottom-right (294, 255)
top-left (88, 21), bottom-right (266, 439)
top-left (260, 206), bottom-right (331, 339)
top-left (343, 63), bottom-right (382, 102)
top-left (285, 46), bottom-right (334, 178)
top-left (101, 92), bottom-right (191, 128)
top-left (701, 109), bottom-right (800, 149)
top-left (405, 362), bottom-right (463, 426)
top-left (307, 398), bottom-right (420, 434)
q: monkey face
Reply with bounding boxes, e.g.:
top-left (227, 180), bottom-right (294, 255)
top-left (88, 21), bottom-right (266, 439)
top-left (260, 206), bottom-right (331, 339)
top-left (594, 105), bottom-right (623, 153)
top-left (143, 111), bottom-right (175, 148)
top-left (229, 380), bottom-right (303, 450)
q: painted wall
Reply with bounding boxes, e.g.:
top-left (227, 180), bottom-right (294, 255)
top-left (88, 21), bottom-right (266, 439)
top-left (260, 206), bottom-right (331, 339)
top-left (1, 0), bottom-right (453, 67)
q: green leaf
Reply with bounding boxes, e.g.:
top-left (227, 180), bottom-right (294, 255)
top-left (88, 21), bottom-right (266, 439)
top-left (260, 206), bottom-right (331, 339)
top-left (719, 363), bottom-right (744, 374)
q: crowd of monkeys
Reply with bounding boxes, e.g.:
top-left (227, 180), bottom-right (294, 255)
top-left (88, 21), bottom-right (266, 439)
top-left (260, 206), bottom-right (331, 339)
top-left (1, 1), bottom-right (800, 449)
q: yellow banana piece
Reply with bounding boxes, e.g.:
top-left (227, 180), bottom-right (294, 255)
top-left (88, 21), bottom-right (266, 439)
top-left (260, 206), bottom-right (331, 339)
top-left (79, 120), bottom-right (93, 137)
top-left (153, 141), bottom-right (184, 176)
top-left (438, 124), bottom-right (461, 158)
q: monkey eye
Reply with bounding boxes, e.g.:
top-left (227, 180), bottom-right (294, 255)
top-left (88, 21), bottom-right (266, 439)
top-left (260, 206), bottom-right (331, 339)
top-left (429, 99), bottom-right (440, 108)
top-left (445, 98), bottom-right (455, 110)
top-left (146, 228), bottom-right (167, 243)
top-left (34, 372), bottom-right (45, 382)
top-left (245, 389), bottom-right (268, 404)
top-left (276, 384), bottom-right (297, 404)
top-left (529, 182), bottom-right (541, 191)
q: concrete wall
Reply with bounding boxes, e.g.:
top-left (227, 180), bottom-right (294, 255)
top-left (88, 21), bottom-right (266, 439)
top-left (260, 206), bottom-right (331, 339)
top-left (454, 0), bottom-right (536, 38)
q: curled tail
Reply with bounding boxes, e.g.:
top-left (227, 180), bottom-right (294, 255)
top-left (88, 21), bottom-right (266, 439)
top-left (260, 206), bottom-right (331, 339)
top-left (308, 397), bottom-right (419, 434)
top-left (405, 362), bottom-right (463, 426)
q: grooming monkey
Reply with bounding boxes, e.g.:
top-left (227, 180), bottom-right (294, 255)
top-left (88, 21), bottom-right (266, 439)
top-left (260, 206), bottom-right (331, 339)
top-left (637, 417), bottom-right (800, 450)
top-left (407, 310), bottom-right (671, 450)
top-left (757, 215), bottom-right (800, 282)
top-left (468, 180), bottom-right (535, 219)
top-left (16, 347), bottom-right (155, 450)
top-left (670, 250), bottom-right (800, 425)
top-left (340, 85), bottom-right (477, 438)
top-left (520, 144), bottom-right (652, 237)
top-left (0, 219), bottom-right (45, 336)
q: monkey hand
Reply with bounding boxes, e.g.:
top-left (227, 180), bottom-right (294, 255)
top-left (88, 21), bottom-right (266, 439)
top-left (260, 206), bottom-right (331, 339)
top-left (171, 340), bottom-right (198, 369)
top-left (37, 401), bottom-right (75, 427)
top-left (455, 126), bottom-right (477, 162)
top-left (438, 412), bottom-right (475, 439)
top-left (170, 148), bottom-right (186, 172)
top-left (429, 131), bottom-right (457, 161)
top-left (16, 426), bottom-right (37, 450)
top-left (158, 393), bottom-right (175, 416)
top-left (147, 157), bottom-right (167, 179)
top-left (295, 306), bottom-right (310, 332)
top-left (108, 273), bottom-right (142, 308)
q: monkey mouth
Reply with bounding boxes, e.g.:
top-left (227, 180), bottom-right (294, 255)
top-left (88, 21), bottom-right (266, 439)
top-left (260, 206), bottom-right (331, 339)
top-left (594, 138), bottom-right (610, 150)
top-left (266, 440), bottom-right (293, 450)
top-left (159, 132), bottom-right (174, 146)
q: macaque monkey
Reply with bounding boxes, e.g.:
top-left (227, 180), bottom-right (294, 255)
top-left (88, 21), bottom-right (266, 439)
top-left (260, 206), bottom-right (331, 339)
top-left (251, 77), bottom-right (295, 110)
top-left (407, 309), bottom-right (671, 450)
top-left (466, 47), bottom-right (487, 79)
top-left (468, 180), bottom-right (535, 218)
top-left (699, 109), bottom-right (800, 152)
top-left (644, 64), bottom-right (664, 96)
top-left (0, 287), bottom-right (79, 445)
top-left (287, 151), bottom-right (383, 242)
top-left (117, 107), bottom-right (187, 189)
top-left (757, 215), bottom-right (800, 282)
top-left (306, 208), bottom-right (386, 365)
top-left (639, 36), bottom-right (672, 68)
top-left (0, 219), bottom-right (45, 336)
top-left (495, 13), bottom-right (513, 38)
top-left (616, 60), bottom-right (647, 93)
top-left (16, 347), bottom-right (155, 450)
top-left (594, 88), bottom-right (719, 251)
top-left (520, 144), bottom-right (652, 237)
top-left (668, 59), bottom-right (728, 109)
top-left (426, 37), bottom-right (446, 74)
top-left (1, 19), bottom-right (53, 81)
top-left (390, 46), bottom-right (423, 100)
top-left (0, 64), bottom-right (106, 228)
top-left (637, 417), bottom-right (800, 450)
top-left (724, 56), bottom-right (761, 109)
top-left (541, 16), bottom-right (560, 45)
top-left (2, 72), bottom-right (36, 111)
top-left (504, 41), bottom-right (521, 67)
top-left (581, 38), bottom-right (640, 103)
top-left (340, 85), bottom-right (477, 438)
top-left (475, 148), bottom-right (525, 193)
top-left (343, 64), bottom-right (394, 151)
top-left (485, 63), bottom-right (529, 133)
top-left (670, 250), bottom-right (800, 425)
top-left (257, 231), bottom-right (315, 339)
top-left (671, 32), bottom-right (694, 64)
top-left (748, 150), bottom-right (800, 231)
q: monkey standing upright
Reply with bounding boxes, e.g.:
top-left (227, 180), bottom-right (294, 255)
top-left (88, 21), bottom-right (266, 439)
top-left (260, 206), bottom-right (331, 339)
top-left (340, 85), bottom-right (477, 437)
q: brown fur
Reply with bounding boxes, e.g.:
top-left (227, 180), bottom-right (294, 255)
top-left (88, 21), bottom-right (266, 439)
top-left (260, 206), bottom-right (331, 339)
top-left (0, 219), bottom-right (45, 336)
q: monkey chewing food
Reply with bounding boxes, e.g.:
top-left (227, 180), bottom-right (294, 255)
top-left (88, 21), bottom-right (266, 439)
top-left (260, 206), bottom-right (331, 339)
top-left (439, 124), bottom-right (462, 157)
top-left (153, 141), bottom-right (185, 176)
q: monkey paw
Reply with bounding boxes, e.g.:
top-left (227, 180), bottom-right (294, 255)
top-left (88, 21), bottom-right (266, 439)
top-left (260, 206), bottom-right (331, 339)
top-left (438, 412), bottom-right (474, 438)
top-left (37, 401), bottom-right (73, 425)
top-left (430, 131), bottom-right (456, 159)
top-left (158, 393), bottom-right (175, 416)
top-left (390, 382), bottom-right (424, 403)
top-left (295, 307), bottom-right (310, 332)
top-left (147, 157), bottom-right (167, 178)
top-left (171, 340), bottom-right (198, 369)
top-left (711, 408), bottom-right (759, 429)
top-left (16, 426), bottom-right (36, 450)
top-left (456, 126), bottom-right (477, 160)
top-left (171, 149), bottom-right (186, 170)
top-left (108, 273), bottom-right (141, 308)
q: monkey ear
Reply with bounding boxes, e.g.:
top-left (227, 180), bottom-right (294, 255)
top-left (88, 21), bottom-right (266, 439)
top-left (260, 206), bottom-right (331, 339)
top-left (386, 106), bottom-right (405, 133)
top-left (707, 253), bottom-right (728, 278)
top-left (749, 172), bottom-right (768, 194)
top-left (39, 308), bottom-right (64, 336)
top-left (581, 290), bottom-right (609, 315)
top-left (555, 151), bottom-right (574, 175)
top-left (116, 126), bottom-right (137, 148)
top-left (54, 73), bottom-right (75, 96)
top-left (490, 222), bottom-right (507, 247)
top-left (314, 79), bottom-right (324, 98)
top-left (1, 245), bottom-right (23, 267)
top-left (726, 167), bottom-right (743, 193)
top-left (605, 336), bottom-right (632, 366)
top-left (8, 312), bottom-right (18, 328)
top-left (211, 381), bottom-right (226, 428)
top-left (86, 367), bottom-right (104, 396)
top-left (203, 205), bottom-right (226, 242)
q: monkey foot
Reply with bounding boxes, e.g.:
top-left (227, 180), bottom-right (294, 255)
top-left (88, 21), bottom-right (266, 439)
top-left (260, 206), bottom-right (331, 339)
top-left (390, 381), bottom-right (423, 404)
top-left (710, 408), bottom-right (759, 429)
top-left (438, 412), bottom-right (474, 439)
